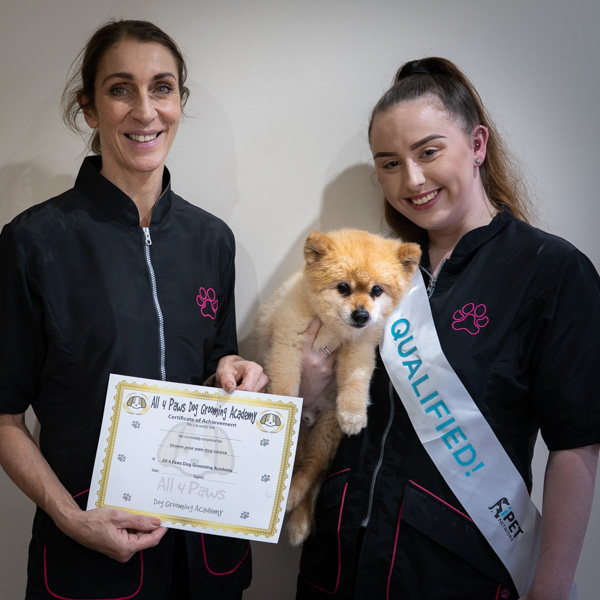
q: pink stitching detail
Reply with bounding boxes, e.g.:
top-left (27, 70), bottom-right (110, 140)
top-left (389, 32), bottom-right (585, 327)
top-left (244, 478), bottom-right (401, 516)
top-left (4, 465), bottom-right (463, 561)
top-left (201, 534), bottom-right (250, 575)
top-left (386, 503), bottom-right (403, 599)
top-left (408, 480), bottom-right (473, 522)
top-left (43, 546), bottom-right (144, 600)
top-left (498, 585), bottom-right (512, 599)
top-left (300, 482), bottom-right (348, 595)
top-left (451, 302), bottom-right (489, 335)
top-left (324, 468), bottom-right (350, 481)
top-left (43, 488), bottom-right (144, 599)
top-left (196, 287), bottom-right (218, 320)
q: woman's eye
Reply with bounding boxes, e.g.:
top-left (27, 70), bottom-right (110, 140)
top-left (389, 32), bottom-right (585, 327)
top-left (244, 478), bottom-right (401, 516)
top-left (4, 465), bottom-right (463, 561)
top-left (155, 83), bottom-right (173, 94)
top-left (383, 160), bottom-right (399, 170)
top-left (109, 86), bottom-right (128, 97)
top-left (337, 282), bottom-right (351, 296)
top-left (422, 149), bottom-right (438, 159)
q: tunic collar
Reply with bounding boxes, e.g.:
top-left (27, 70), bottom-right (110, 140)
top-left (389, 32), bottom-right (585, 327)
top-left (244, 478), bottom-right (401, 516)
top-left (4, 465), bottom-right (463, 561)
top-left (420, 207), bottom-right (514, 270)
top-left (74, 155), bottom-right (173, 227)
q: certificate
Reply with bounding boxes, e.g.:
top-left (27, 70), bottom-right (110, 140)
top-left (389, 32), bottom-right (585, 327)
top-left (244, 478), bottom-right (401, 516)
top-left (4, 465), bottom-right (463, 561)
top-left (87, 374), bottom-right (302, 543)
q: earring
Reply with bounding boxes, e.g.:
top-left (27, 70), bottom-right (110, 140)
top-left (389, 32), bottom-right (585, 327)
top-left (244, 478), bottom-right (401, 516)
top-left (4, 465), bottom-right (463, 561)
top-left (475, 157), bottom-right (482, 164)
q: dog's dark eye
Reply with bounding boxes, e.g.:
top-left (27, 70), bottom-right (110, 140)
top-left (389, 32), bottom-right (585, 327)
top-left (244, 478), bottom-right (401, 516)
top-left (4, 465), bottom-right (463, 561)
top-left (337, 282), bottom-right (351, 296)
top-left (371, 286), bottom-right (383, 298)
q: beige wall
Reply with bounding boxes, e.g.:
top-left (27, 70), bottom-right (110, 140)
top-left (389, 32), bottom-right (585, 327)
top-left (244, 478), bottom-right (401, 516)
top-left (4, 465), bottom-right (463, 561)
top-left (1, 0), bottom-right (599, 597)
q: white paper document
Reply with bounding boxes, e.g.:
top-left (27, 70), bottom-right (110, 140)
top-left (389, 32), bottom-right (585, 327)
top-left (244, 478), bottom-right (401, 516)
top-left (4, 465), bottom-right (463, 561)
top-left (87, 374), bottom-right (302, 543)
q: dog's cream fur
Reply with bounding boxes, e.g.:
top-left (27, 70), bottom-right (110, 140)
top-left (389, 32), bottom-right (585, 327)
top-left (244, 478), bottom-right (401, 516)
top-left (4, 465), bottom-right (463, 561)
top-left (253, 229), bottom-right (421, 545)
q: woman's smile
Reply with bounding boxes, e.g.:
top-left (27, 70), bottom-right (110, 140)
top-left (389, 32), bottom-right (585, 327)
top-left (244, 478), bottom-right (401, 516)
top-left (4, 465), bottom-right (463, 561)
top-left (406, 188), bottom-right (442, 206)
top-left (126, 131), bottom-right (160, 143)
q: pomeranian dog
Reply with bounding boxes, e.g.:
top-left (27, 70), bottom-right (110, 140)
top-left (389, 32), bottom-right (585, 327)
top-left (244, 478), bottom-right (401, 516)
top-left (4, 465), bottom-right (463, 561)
top-left (253, 228), bottom-right (421, 545)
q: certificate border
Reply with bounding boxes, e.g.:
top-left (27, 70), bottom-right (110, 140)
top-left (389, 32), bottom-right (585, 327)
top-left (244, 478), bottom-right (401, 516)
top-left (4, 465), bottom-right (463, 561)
top-left (93, 378), bottom-right (300, 540)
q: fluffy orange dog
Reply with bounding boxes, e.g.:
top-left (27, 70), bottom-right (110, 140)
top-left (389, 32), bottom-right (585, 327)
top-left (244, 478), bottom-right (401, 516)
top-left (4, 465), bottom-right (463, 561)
top-left (253, 228), bottom-right (420, 545)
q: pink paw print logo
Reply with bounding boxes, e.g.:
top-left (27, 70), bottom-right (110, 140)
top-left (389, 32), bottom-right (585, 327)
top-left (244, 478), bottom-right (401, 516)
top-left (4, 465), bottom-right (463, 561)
top-left (499, 588), bottom-right (511, 599)
top-left (451, 303), bottom-right (489, 335)
top-left (196, 287), bottom-right (218, 320)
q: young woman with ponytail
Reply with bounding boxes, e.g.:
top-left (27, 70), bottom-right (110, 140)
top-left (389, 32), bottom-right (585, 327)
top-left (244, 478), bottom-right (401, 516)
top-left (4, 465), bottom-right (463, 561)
top-left (295, 57), bottom-right (600, 600)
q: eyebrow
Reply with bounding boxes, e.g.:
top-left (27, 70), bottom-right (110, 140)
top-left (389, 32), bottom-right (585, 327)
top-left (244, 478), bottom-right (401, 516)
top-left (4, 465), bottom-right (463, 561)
top-left (101, 72), bottom-right (177, 86)
top-left (372, 134), bottom-right (447, 159)
top-left (410, 134), bottom-right (446, 150)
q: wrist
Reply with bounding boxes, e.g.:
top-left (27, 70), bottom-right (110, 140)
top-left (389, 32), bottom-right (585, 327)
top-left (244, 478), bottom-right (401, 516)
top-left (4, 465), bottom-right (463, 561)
top-left (46, 492), bottom-right (84, 535)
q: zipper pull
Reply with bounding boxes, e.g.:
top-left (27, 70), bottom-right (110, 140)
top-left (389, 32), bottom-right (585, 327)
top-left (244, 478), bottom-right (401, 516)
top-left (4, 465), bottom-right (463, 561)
top-left (143, 227), bottom-right (152, 246)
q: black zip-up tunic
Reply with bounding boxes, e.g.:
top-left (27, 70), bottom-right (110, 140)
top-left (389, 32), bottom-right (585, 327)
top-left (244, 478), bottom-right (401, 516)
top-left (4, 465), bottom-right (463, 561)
top-left (0, 157), bottom-right (251, 599)
top-left (296, 209), bottom-right (600, 600)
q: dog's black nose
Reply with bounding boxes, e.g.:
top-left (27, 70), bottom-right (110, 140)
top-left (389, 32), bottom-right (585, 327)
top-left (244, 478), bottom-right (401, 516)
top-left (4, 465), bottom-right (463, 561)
top-left (351, 309), bottom-right (370, 327)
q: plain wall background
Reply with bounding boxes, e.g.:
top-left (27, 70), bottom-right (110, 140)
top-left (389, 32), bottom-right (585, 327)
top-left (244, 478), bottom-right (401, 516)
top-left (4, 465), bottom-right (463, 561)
top-left (1, 0), bottom-right (598, 597)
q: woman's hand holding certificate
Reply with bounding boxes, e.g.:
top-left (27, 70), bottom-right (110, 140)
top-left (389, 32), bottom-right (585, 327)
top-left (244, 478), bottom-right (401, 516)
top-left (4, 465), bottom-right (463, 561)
top-left (88, 374), bottom-right (302, 543)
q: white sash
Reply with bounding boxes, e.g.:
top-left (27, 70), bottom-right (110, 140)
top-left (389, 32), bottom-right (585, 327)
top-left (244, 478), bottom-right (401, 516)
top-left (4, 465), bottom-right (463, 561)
top-left (380, 271), bottom-right (576, 598)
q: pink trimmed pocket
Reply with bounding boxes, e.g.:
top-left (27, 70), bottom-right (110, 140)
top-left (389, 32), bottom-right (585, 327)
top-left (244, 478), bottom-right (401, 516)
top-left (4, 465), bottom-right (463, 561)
top-left (201, 534), bottom-right (250, 576)
top-left (385, 480), bottom-right (517, 599)
top-left (41, 488), bottom-right (144, 599)
top-left (43, 541), bottom-right (143, 600)
top-left (299, 468), bottom-right (351, 595)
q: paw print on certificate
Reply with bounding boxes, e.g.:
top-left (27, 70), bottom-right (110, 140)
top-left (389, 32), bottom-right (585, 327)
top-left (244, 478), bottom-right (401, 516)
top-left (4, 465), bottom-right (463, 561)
top-left (452, 303), bottom-right (489, 335)
top-left (196, 287), bottom-right (218, 320)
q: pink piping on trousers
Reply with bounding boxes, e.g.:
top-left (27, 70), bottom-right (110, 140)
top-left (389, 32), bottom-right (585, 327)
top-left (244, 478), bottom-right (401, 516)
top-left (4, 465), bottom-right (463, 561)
top-left (44, 488), bottom-right (144, 599)
top-left (386, 503), bottom-right (403, 599)
top-left (43, 546), bottom-right (144, 600)
top-left (201, 534), bottom-right (250, 575)
top-left (299, 480), bottom-right (349, 595)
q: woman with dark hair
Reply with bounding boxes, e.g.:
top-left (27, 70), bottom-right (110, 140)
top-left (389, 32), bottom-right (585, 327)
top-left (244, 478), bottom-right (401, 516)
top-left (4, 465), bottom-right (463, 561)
top-left (0, 19), bottom-right (265, 599)
top-left (295, 57), bottom-right (600, 600)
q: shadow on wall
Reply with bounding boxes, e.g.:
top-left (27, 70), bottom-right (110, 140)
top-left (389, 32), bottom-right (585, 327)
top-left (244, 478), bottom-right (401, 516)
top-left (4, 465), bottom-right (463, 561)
top-left (237, 162), bottom-right (384, 361)
top-left (0, 162), bottom-right (75, 227)
top-left (320, 162), bottom-right (383, 234)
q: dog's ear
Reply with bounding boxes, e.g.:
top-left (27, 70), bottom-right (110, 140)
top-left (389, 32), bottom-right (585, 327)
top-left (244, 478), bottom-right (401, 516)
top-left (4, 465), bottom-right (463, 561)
top-left (397, 242), bottom-right (422, 275)
top-left (304, 231), bottom-right (333, 265)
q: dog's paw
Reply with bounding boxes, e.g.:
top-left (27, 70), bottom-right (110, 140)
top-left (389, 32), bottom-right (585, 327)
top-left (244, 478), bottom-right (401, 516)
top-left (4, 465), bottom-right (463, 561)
top-left (286, 512), bottom-right (312, 547)
top-left (286, 489), bottom-right (302, 512)
top-left (337, 407), bottom-right (368, 436)
top-left (286, 475), bottom-right (311, 511)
